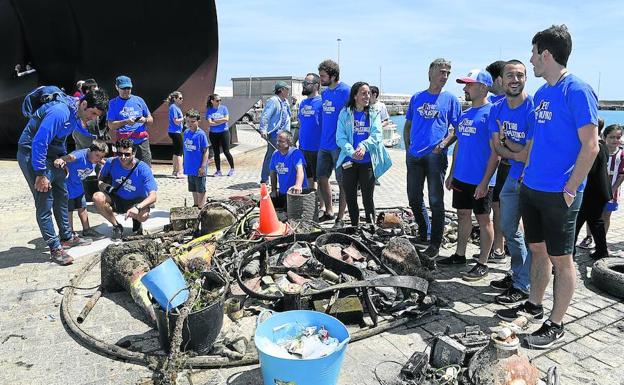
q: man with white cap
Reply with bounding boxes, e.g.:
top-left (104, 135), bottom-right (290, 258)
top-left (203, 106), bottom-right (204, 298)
top-left (260, 80), bottom-right (292, 184)
top-left (439, 69), bottom-right (499, 282)
top-left (107, 75), bottom-right (154, 166)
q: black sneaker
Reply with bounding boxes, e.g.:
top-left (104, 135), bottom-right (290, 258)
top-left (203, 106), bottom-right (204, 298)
top-left (318, 213), bottom-right (335, 222)
top-left (82, 228), bottom-right (105, 240)
top-left (495, 301), bottom-right (544, 322)
top-left (525, 320), bottom-right (565, 349)
top-left (332, 218), bottom-right (344, 229)
top-left (495, 287), bottom-right (529, 305)
top-left (438, 253), bottom-right (467, 265)
top-left (472, 250), bottom-right (506, 263)
top-left (112, 224), bottom-right (124, 240)
top-left (589, 251), bottom-right (609, 260)
top-left (50, 248), bottom-right (74, 266)
top-left (132, 219), bottom-right (143, 235)
top-left (462, 263), bottom-right (489, 281)
top-left (490, 274), bottom-right (513, 291)
top-left (419, 245), bottom-right (440, 259)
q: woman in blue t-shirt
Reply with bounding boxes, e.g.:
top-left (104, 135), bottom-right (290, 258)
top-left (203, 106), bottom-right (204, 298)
top-left (205, 94), bottom-right (234, 176)
top-left (336, 82), bottom-right (389, 226)
top-left (167, 91), bottom-right (184, 178)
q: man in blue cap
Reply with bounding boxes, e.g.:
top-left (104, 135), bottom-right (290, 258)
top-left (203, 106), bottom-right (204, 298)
top-left (439, 69), bottom-right (499, 282)
top-left (259, 80), bottom-right (291, 184)
top-left (107, 75), bottom-right (154, 166)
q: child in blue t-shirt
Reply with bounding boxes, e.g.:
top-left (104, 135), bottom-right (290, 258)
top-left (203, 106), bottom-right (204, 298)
top-left (53, 139), bottom-right (108, 238)
top-left (183, 109), bottom-right (209, 207)
top-left (270, 131), bottom-right (308, 209)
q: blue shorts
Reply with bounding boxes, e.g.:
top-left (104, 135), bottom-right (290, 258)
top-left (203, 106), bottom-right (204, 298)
top-left (316, 148), bottom-right (342, 183)
top-left (68, 194), bottom-right (87, 212)
top-left (187, 175), bottom-right (206, 193)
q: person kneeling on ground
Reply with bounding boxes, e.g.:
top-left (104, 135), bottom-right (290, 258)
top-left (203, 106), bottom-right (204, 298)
top-left (270, 131), bottom-right (308, 210)
top-left (54, 139), bottom-right (108, 238)
top-left (183, 109), bottom-right (210, 207)
top-left (93, 139), bottom-right (158, 239)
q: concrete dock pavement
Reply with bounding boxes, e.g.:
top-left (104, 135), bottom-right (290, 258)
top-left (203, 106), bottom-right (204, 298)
top-left (0, 142), bottom-right (623, 385)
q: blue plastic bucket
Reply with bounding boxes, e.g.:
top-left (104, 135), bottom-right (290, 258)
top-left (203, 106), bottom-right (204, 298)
top-left (254, 310), bottom-right (350, 385)
top-left (141, 258), bottom-right (189, 311)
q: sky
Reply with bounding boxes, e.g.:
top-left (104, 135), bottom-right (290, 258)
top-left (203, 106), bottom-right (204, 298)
top-left (214, 0), bottom-right (624, 100)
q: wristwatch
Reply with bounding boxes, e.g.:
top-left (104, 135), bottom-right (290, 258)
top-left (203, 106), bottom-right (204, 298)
top-left (134, 204), bottom-right (142, 211)
top-left (438, 142), bottom-right (446, 150)
top-left (499, 137), bottom-right (507, 147)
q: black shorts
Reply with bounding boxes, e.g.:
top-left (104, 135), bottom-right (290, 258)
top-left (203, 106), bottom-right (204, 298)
top-left (302, 150), bottom-right (318, 181)
top-left (187, 175), bottom-right (206, 193)
top-left (451, 178), bottom-right (493, 215)
top-left (493, 161), bottom-right (511, 203)
top-left (169, 132), bottom-right (183, 156)
top-left (111, 195), bottom-right (144, 214)
top-left (68, 194), bottom-right (87, 212)
top-left (520, 184), bottom-right (582, 256)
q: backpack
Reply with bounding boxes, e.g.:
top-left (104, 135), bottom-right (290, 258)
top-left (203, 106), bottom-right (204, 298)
top-left (21, 85), bottom-right (75, 120)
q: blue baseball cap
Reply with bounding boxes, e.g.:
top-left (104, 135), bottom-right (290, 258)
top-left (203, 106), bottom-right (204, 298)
top-left (456, 69), bottom-right (493, 87)
top-left (116, 75), bottom-right (133, 88)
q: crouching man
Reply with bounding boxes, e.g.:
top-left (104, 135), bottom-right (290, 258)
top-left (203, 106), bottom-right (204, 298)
top-left (270, 131), bottom-right (308, 209)
top-left (93, 138), bottom-right (158, 239)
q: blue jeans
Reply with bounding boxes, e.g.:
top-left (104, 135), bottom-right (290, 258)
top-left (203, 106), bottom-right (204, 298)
top-left (17, 149), bottom-right (71, 250)
top-left (500, 175), bottom-right (531, 293)
top-left (260, 135), bottom-right (278, 183)
top-left (406, 152), bottom-right (447, 246)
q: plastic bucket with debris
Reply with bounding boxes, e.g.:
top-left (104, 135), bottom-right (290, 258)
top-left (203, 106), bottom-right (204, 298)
top-left (254, 310), bottom-right (350, 385)
top-left (141, 258), bottom-right (189, 311)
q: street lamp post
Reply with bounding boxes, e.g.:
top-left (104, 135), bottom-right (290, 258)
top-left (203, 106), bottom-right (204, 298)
top-left (337, 38), bottom-right (342, 66)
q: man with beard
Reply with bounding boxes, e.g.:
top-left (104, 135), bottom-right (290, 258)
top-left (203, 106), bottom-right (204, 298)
top-left (270, 131), bottom-right (308, 209)
top-left (260, 81), bottom-right (292, 184)
top-left (404, 58), bottom-right (461, 259)
top-left (107, 76), bottom-right (154, 166)
top-left (298, 73), bottom-right (323, 191)
top-left (317, 59), bottom-right (350, 227)
top-left (17, 89), bottom-right (108, 265)
top-left (440, 69), bottom-right (499, 282)
top-left (93, 138), bottom-right (158, 239)
top-left (486, 60), bottom-right (535, 306)
top-left (510, 25), bottom-right (599, 349)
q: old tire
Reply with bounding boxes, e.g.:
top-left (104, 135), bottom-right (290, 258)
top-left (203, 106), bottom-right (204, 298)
top-left (591, 257), bottom-right (624, 299)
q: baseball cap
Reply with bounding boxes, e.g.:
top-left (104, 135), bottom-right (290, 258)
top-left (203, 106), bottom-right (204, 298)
top-left (116, 75), bottom-right (133, 88)
top-left (274, 80), bottom-right (290, 92)
top-left (456, 69), bottom-right (493, 87)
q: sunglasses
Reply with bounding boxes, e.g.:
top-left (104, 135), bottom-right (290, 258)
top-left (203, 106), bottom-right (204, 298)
top-left (120, 87), bottom-right (132, 90)
top-left (214, 99), bottom-right (222, 102)
top-left (117, 152), bottom-right (133, 158)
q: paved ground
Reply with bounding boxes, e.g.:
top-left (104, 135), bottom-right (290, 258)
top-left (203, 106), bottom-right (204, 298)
top-left (1, 126), bottom-right (623, 384)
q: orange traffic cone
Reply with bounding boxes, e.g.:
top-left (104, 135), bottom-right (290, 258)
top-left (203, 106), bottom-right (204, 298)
top-left (257, 183), bottom-right (286, 236)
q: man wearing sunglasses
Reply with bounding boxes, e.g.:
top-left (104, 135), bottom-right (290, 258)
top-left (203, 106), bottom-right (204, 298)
top-left (107, 75), bottom-right (154, 166)
top-left (93, 139), bottom-right (158, 239)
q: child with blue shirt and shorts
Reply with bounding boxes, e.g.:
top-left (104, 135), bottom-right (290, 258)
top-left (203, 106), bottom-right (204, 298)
top-left (183, 109), bottom-right (209, 207)
top-left (54, 139), bottom-right (108, 238)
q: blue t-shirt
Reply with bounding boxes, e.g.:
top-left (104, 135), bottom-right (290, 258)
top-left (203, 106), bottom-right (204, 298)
top-left (523, 74), bottom-right (599, 192)
top-left (454, 103), bottom-right (495, 186)
top-left (66, 149), bottom-right (96, 199)
top-left (168, 104), bottom-right (183, 134)
top-left (298, 96), bottom-right (323, 151)
top-left (183, 128), bottom-right (209, 176)
top-left (320, 82), bottom-right (350, 151)
top-left (488, 94), bottom-right (505, 104)
top-left (100, 158), bottom-right (157, 201)
top-left (405, 90), bottom-right (461, 157)
top-left (488, 96), bottom-right (535, 180)
top-left (270, 148), bottom-right (308, 195)
top-left (345, 110), bottom-right (372, 164)
top-left (206, 105), bottom-right (229, 133)
top-left (107, 95), bottom-right (150, 144)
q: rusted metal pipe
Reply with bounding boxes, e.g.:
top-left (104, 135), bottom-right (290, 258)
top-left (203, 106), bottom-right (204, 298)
top-left (77, 287), bottom-right (102, 324)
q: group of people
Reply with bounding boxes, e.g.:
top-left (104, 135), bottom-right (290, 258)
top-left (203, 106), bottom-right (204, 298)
top-left (17, 23), bottom-right (623, 350)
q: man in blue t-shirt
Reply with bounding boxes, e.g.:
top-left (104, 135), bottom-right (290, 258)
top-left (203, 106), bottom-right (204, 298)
top-left (107, 75), bottom-right (154, 166)
top-left (259, 81), bottom-right (292, 184)
top-left (298, 73), bottom-right (323, 190)
top-left (486, 60), bottom-right (535, 306)
top-left (93, 139), bottom-right (158, 239)
top-left (404, 58), bottom-right (461, 259)
top-left (439, 69), bottom-right (499, 283)
top-left (503, 25), bottom-right (599, 349)
top-left (183, 109), bottom-right (210, 207)
top-left (485, 60), bottom-right (508, 261)
top-left (17, 89), bottom-right (109, 265)
top-left (53, 139), bottom-right (108, 239)
top-left (317, 59), bottom-right (350, 227)
top-left (270, 131), bottom-right (308, 209)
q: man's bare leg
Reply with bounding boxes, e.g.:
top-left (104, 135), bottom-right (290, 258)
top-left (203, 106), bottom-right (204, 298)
top-left (93, 191), bottom-right (119, 226)
top-left (318, 176), bottom-right (333, 216)
top-left (476, 213), bottom-right (494, 264)
top-left (528, 242), bottom-right (550, 306)
top-left (549, 253), bottom-right (576, 324)
top-left (455, 209), bottom-right (473, 256)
